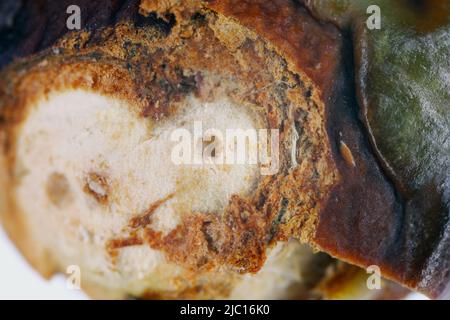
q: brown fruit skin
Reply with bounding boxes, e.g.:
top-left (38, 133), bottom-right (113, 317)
top-left (0, 0), bottom-right (437, 298)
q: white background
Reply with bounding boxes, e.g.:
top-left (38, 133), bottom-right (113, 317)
top-left (0, 226), bottom-right (426, 300)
